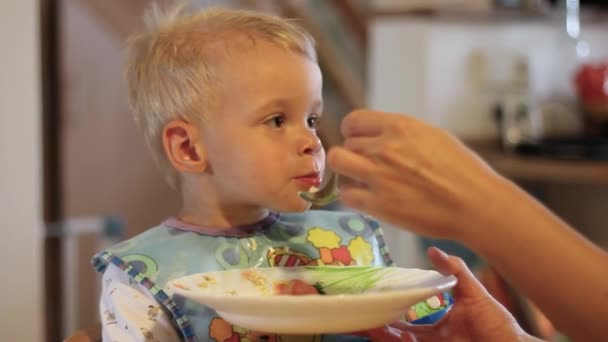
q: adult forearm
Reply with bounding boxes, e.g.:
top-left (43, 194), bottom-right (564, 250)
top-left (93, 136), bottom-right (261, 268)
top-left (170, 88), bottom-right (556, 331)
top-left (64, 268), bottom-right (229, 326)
top-left (465, 178), bottom-right (608, 341)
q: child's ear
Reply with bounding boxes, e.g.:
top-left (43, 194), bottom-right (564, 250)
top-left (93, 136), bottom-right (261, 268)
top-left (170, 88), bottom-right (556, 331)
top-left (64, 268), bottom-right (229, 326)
top-left (162, 120), bottom-right (207, 173)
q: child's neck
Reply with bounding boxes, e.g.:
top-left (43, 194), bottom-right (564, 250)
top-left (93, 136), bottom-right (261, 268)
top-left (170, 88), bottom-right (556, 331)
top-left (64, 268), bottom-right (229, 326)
top-left (178, 177), bottom-right (271, 229)
top-left (177, 206), bottom-right (270, 229)
top-left (178, 194), bottom-right (270, 229)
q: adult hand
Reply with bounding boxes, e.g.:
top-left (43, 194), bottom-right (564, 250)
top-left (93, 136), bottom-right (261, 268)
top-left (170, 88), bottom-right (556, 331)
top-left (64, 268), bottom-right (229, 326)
top-left (359, 248), bottom-right (533, 342)
top-left (330, 110), bottom-right (608, 342)
top-left (327, 110), bottom-right (507, 241)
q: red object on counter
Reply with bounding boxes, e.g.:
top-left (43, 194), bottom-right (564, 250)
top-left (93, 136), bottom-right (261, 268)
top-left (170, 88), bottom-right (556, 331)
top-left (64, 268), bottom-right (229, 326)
top-left (574, 62), bottom-right (608, 135)
top-left (574, 62), bottom-right (608, 104)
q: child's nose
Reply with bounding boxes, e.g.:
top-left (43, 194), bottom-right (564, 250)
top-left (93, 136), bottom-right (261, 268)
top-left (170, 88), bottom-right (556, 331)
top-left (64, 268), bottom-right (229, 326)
top-left (298, 131), bottom-right (322, 155)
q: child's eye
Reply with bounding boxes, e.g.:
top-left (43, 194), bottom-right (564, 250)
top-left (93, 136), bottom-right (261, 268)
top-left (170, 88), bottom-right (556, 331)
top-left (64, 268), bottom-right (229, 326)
top-left (265, 114), bottom-right (285, 128)
top-left (307, 115), bottom-right (319, 129)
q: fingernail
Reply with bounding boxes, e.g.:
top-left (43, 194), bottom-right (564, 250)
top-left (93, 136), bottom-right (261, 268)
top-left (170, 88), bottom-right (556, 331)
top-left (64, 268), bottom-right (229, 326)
top-left (434, 247), bottom-right (449, 260)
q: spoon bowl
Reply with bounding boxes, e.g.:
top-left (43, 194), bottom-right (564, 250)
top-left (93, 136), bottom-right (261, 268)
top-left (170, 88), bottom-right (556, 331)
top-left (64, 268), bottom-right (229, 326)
top-left (298, 173), bottom-right (339, 206)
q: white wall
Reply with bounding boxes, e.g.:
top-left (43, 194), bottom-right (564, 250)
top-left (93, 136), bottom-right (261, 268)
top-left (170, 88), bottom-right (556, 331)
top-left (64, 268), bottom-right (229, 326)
top-left (369, 18), bottom-right (608, 140)
top-left (0, 1), bottom-right (44, 341)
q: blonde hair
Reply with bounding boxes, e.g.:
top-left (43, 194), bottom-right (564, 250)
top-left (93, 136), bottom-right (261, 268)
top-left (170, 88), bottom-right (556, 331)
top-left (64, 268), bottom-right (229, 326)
top-left (125, 3), bottom-right (317, 189)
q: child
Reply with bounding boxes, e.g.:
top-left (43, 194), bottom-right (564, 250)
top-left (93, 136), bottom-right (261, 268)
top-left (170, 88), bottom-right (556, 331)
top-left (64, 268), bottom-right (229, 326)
top-left (91, 4), bottom-right (445, 341)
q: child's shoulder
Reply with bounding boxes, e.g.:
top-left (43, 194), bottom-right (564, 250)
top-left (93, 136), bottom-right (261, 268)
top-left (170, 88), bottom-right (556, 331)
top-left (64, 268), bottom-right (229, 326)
top-left (91, 223), bottom-right (169, 269)
top-left (110, 223), bottom-right (172, 249)
top-left (92, 221), bottom-right (203, 262)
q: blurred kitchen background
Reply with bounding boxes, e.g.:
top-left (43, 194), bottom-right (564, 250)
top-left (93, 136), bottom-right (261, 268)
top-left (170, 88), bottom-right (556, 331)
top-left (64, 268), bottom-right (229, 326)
top-left (2, 0), bottom-right (607, 341)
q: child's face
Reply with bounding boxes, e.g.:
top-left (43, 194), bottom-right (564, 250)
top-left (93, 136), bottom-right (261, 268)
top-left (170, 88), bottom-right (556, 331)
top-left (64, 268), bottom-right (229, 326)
top-left (200, 41), bottom-right (325, 212)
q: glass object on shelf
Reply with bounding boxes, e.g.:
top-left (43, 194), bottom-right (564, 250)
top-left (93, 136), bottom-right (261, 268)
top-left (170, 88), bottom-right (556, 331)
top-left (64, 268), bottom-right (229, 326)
top-left (487, 51), bottom-right (544, 150)
top-left (546, 0), bottom-right (607, 136)
top-left (551, 0), bottom-right (591, 99)
top-left (564, 0), bottom-right (590, 59)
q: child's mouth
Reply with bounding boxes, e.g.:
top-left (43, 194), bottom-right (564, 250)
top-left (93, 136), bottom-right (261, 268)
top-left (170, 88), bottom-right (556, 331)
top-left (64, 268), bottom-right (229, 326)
top-left (294, 173), bottom-right (322, 187)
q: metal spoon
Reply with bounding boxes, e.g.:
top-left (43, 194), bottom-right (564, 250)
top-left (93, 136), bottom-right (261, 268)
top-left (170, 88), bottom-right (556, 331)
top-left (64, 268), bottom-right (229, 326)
top-left (298, 172), bottom-right (339, 206)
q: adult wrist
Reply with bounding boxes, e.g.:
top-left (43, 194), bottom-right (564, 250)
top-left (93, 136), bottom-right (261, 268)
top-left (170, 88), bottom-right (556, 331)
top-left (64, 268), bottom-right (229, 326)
top-left (456, 173), bottom-right (525, 252)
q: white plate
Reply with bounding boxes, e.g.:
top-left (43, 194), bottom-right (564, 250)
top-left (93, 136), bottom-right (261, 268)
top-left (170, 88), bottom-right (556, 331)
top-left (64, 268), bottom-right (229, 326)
top-left (167, 266), bottom-right (457, 334)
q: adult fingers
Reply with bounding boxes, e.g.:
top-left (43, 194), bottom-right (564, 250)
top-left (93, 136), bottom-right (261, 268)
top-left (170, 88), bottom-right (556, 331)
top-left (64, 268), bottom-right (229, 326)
top-left (326, 146), bottom-right (377, 183)
top-left (389, 321), bottom-right (434, 333)
top-left (336, 174), bottom-right (368, 191)
top-left (337, 186), bottom-right (376, 213)
top-left (427, 247), bottom-right (489, 298)
top-left (343, 136), bottom-right (382, 156)
top-left (353, 326), bottom-right (406, 342)
top-left (388, 321), bottom-right (439, 342)
top-left (400, 331), bottom-right (418, 342)
top-left (341, 110), bottom-right (405, 138)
